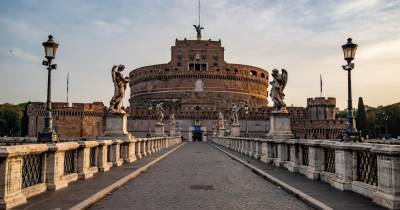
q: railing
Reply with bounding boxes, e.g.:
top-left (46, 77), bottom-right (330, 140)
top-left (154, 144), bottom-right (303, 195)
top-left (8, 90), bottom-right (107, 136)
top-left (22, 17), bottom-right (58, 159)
top-left (301, 145), bottom-right (309, 166)
top-left (286, 145), bottom-right (291, 161)
top-left (324, 148), bottom-right (335, 173)
top-left (211, 136), bottom-right (400, 210)
top-left (64, 150), bottom-right (77, 175)
top-left (90, 147), bottom-right (97, 167)
top-left (22, 154), bottom-right (43, 189)
top-left (0, 136), bottom-right (182, 210)
top-left (356, 151), bottom-right (378, 186)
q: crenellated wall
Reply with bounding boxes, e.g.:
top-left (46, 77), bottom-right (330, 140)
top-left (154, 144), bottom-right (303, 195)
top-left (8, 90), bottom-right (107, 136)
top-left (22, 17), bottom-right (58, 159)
top-left (27, 102), bottom-right (106, 139)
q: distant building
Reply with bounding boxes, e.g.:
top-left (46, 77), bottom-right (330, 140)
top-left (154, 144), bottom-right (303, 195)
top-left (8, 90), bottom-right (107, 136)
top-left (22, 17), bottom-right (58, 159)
top-left (27, 102), bottom-right (106, 140)
top-left (302, 97), bottom-right (346, 139)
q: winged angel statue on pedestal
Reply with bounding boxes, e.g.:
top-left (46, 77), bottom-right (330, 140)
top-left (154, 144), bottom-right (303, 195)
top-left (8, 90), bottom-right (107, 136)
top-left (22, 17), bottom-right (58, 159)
top-left (108, 65), bottom-right (130, 114)
top-left (270, 69), bottom-right (288, 112)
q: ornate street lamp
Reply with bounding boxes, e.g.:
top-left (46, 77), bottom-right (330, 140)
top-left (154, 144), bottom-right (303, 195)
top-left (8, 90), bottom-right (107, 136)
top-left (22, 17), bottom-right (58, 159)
top-left (382, 112), bottom-right (389, 139)
top-left (341, 38), bottom-right (360, 141)
top-left (38, 35), bottom-right (59, 143)
top-left (147, 105), bottom-right (153, 137)
top-left (244, 104), bottom-right (249, 137)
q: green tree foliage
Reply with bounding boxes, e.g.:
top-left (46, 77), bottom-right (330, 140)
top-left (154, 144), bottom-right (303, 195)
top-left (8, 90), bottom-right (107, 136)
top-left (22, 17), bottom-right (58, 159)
top-left (365, 102), bottom-right (400, 138)
top-left (356, 97), bottom-right (367, 136)
top-left (0, 104), bottom-right (23, 136)
top-left (19, 102), bottom-right (30, 136)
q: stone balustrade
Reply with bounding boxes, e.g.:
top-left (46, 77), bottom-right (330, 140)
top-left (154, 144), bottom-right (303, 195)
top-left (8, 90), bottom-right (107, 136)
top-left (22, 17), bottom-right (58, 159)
top-left (0, 136), bottom-right (182, 210)
top-left (211, 136), bottom-right (400, 210)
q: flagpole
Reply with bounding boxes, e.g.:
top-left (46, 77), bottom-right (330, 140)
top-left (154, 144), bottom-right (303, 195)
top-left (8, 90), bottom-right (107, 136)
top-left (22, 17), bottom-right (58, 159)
top-left (67, 72), bottom-right (69, 106)
top-left (320, 74), bottom-right (322, 97)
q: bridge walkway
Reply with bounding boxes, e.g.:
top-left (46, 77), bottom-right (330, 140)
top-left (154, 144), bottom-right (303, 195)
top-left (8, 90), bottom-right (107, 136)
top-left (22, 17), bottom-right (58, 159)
top-left (91, 142), bottom-right (312, 210)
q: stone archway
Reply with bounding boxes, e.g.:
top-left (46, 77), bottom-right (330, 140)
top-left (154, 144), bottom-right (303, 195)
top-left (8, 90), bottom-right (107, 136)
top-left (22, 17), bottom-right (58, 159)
top-left (188, 125), bottom-right (207, 142)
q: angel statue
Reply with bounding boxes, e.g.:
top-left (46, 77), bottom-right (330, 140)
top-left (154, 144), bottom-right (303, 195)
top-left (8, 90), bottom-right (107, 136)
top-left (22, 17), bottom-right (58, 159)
top-left (231, 104), bottom-right (240, 125)
top-left (193, 24), bottom-right (204, 40)
top-left (270, 68), bottom-right (288, 112)
top-left (108, 65), bottom-right (130, 113)
top-left (156, 103), bottom-right (165, 125)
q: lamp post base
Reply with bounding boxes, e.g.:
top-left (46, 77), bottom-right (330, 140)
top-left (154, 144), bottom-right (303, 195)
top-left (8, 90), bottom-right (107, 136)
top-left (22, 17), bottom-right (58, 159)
top-left (38, 131), bottom-right (58, 143)
top-left (342, 131), bottom-right (361, 142)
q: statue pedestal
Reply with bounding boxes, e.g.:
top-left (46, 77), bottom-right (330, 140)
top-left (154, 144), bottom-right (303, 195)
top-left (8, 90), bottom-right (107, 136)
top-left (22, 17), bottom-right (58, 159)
top-left (169, 128), bottom-right (177, 136)
top-left (100, 112), bottom-right (128, 138)
top-left (218, 128), bottom-right (225, 137)
top-left (155, 124), bottom-right (165, 136)
top-left (230, 124), bottom-right (240, 137)
top-left (266, 111), bottom-right (294, 139)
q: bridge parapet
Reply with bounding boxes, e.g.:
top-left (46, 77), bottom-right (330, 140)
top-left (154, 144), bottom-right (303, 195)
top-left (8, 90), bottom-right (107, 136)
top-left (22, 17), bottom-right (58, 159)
top-left (211, 136), bottom-right (400, 210)
top-left (0, 136), bottom-right (182, 210)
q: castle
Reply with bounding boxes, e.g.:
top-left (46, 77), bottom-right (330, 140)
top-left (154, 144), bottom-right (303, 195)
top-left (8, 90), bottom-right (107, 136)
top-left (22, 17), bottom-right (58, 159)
top-left (27, 36), bottom-right (345, 140)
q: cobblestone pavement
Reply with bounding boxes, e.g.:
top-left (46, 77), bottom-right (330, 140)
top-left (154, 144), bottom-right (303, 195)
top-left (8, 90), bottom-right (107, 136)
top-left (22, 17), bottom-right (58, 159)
top-left (91, 142), bottom-right (312, 210)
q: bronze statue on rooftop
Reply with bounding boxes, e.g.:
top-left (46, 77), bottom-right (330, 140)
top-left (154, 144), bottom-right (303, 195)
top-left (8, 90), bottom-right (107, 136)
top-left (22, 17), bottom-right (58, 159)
top-left (193, 24), bottom-right (204, 40)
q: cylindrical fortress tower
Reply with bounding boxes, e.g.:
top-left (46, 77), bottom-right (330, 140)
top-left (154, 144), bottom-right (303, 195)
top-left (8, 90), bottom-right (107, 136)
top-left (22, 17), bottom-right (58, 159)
top-left (128, 39), bottom-right (269, 111)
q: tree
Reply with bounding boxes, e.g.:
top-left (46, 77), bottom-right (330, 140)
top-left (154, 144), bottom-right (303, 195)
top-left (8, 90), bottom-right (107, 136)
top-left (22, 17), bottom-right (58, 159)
top-left (356, 97), bottom-right (367, 137)
top-left (0, 103), bottom-right (23, 136)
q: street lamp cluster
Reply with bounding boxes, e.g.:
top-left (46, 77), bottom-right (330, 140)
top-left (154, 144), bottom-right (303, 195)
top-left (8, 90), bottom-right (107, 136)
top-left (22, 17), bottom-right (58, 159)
top-left (38, 35), bottom-right (59, 143)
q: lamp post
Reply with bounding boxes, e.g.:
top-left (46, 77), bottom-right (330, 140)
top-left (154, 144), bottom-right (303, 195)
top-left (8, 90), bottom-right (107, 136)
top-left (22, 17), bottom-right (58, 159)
top-left (38, 35), bottom-right (59, 143)
top-left (341, 38), bottom-right (360, 142)
top-left (382, 112), bottom-right (389, 139)
top-left (147, 105), bottom-right (152, 137)
top-left (244, 104), bottom-right (249, 137)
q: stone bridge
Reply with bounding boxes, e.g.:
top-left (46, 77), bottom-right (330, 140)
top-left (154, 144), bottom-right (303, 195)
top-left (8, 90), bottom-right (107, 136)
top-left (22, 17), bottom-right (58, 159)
top-left (0, 136), bottom-right (399, 210)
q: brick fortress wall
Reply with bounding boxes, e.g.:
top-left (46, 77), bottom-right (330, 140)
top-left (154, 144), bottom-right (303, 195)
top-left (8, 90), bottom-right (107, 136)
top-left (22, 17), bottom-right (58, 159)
top-left (27, 102), bottom-right (106, 140)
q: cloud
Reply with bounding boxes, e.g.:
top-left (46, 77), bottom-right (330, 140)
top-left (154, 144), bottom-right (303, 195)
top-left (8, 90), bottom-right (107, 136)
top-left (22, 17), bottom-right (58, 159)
top-left (0, 0), bottom-right (399, 108)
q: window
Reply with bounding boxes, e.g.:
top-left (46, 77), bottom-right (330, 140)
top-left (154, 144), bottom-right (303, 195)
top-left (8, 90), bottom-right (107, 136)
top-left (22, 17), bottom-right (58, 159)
top-left (188, 62), bottom-right (207, 71)
top-left (250, 70), bottom-right (257, 76)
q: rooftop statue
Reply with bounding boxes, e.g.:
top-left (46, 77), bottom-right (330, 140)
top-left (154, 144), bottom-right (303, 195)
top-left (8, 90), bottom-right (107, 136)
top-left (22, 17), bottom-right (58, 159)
top-left (193, 24), bottom-right (204, 40)
top-left (156, 103), bottom-right (165, 125)
top-left (108, 65), bottom-right (130, 114)
top-left (270, 68), bottom-right (288, 112)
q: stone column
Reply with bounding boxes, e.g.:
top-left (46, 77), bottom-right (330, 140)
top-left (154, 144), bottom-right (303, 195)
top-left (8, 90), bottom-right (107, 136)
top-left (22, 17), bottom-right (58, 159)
top-left (260, 141), bottom-right (271, 163)
top-left (254, 140), bottom-right (261, 159)
top-left (135, 139), bottom-right (142, 159)
top-left (287, 142), bottom-right (299, 172)
top-left (274, 142), bottom-right (285, 167)
top-left (373, 150), bottom-right (400, 209)
top-left (111, 140), bottom-right (124, 167)
top-left (332, 142), bottom-right (353, 191)
top-left (305, 141), bottom-right (322, 180)
top-left (140, 139), bottom-right (147, 157)
top-left (123, 137), bottom-right (137, 163)
top-left (77, 141), bottom-right (99, 180)
top-left (47, 142), bottom-right (79, 191)
top-left (97, 140), bottom-right (113, 172)
top-left (0, 156), bottom-right (26, 209)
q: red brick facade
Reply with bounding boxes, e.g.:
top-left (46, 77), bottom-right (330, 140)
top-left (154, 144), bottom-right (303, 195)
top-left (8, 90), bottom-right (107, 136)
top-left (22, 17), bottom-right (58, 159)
top-left (27, 102), bottom-right (106, 140)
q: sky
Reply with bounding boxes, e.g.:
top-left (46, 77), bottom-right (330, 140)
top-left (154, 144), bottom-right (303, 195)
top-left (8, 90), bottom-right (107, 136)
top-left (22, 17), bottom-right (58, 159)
top-left (0, 0), bottom-right (399, 109)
